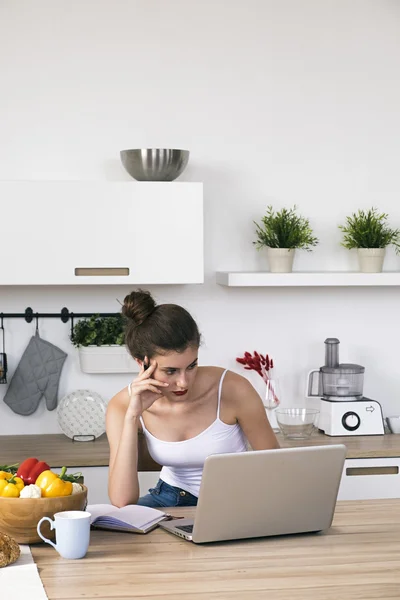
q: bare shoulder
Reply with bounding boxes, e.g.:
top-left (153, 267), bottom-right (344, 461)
top-left (222, 371), bottom-right (279, 449)
top-left (196, 365), bottom-right (226, 383)
top-left (106, 387), bottom-right (129, 417)
top-left (223, 370), bottom-right (258, 403)
top-left (195, 367), bottom-right (256, 403)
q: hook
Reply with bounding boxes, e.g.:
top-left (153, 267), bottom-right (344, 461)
top-left (35, 313), bottom-right (39, 334)
top-left (25, 307), bottom-right (34, 323)
top-left (61, 307), bottom-right (70, 324)
top-left (70, 313), bottom-right (75, 340)
top-left (0, 314), bottom-right (5, 355)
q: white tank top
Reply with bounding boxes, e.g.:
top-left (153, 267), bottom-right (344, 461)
top-left (138, 369), bottom-right (247, 497)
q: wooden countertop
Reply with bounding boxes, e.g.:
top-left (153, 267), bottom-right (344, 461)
top-left (0, 433), bottom-right (159, 471)
top-left (30, 499), bottom-right (400, 599)
top-left (277, 430), bottom-right (400, 459)
top-left (0, 434), bottom-right (110, 468)
top-left (1, 430), bottom-right (400, 470)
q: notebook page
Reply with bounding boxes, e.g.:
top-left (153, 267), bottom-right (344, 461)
top-left (108, 505), bottom-right (166, 528)
top-left (86, 504), bottom-right (117, 523)
top-left (87, 504), bottom-right (166, 528)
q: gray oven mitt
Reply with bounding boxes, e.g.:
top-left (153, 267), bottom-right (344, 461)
top-left (3, 332), bottom-right (67, 415)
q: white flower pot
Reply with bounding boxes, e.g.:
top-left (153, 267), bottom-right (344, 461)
top-left (357, 248), bottom-right (386, 273)
top-left (78, 345), bottom-right (139, 374)
top-left (266, 248), bottom-right (295, 273)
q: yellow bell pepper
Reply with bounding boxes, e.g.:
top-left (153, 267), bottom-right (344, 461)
top-left (0, 475), bottom-right (25, 498)
top-left (35, 467), bottom-right (73, 497)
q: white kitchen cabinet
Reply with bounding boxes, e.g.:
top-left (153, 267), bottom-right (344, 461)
top-left (1, 181), bottom-right (203, 285)
top-left (337, 457), bottom-right (400, 500)
top-left (76, 466), bottom-right (160, 505)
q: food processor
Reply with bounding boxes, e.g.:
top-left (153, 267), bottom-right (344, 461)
top-left (306, 338), bottom-right (384, 436)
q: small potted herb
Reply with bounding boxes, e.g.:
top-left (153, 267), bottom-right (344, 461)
top-left (70, 314), bottom-right (137, 374)
top-left (254, 205), bottom-right (318, 272)
top-left (339, 208), bottom-right (400, 273)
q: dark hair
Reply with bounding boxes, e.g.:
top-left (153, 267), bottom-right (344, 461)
top-left (122, 289), bottom-right (201, 359)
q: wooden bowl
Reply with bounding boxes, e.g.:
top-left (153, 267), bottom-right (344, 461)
top-left (0, 486), bottom-right (88, 544)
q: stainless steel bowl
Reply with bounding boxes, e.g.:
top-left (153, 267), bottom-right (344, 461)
top-left (120, 148), bottom-right (190, 182)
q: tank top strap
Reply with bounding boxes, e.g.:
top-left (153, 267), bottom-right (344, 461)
top-left (217, 369), bottom-right (229, 419)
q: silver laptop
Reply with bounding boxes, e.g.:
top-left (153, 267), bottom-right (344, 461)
top-left (159, 444), bottom-right (346, 544)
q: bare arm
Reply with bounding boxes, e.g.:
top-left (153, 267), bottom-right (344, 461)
top-left (226, 372), bottom-right (280, 450)
top-left (106, 361), bottom-right (169, 507)
top-left (106, 398), bottom-right (141, 507)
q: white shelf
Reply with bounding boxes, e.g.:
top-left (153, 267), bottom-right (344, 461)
top-left (216, 271), bottom-right (400, 287)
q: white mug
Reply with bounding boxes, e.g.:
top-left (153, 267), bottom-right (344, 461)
top-left (37, 510), bottom-right (91, 559)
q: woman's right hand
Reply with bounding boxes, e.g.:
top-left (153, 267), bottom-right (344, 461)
top-left (125, 359), bottom-right (168, 419)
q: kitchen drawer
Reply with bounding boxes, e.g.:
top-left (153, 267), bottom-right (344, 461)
top-left (338, 458), bottom-right (400, 500)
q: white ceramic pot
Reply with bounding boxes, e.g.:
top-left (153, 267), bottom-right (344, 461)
top-left (357, 248), bottom-right (386, 273)
top-left (78, 345), bottom-right (139, 374)
top-left (266, 248), bottom-right (295, 273)
top-left (386, 416), bottom-right (400, 434)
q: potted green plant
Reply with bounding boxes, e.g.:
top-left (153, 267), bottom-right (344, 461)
top-left (338, 208), bottom-right (400, 273)
top-left (254, 205), bottom-right (318, 272)
top-left (70, 314), bottom-right (138, 374)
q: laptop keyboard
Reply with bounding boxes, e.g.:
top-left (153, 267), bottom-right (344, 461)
top-left (176, 524), bottom-right (194, 533)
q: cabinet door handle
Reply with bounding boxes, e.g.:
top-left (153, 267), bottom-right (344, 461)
top-left (346, 466), bottom-right (399, 476)
top-left (75, 268), bottom-right (129, 277)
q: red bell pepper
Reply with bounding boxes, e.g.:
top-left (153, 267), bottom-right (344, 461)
top-left (17, 457), bottom-right (50, 485)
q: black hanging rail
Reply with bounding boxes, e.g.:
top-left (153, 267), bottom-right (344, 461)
top-left (0, 308), bottom-right (119, 323)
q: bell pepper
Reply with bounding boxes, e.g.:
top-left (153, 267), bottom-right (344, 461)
top-left (35, 467), bottom-right (73, 497)
top-left (17, 457), bottom-right (50, 485)
top-left (0, 475), bottom-right (25, 498)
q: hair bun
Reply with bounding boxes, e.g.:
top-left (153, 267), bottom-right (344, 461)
top-left (122, 289), bottom-right (156, 326)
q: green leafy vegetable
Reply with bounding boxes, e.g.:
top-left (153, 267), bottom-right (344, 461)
top-left (70, 314), bottom-right (126, 348)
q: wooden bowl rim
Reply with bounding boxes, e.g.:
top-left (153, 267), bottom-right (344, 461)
top-left (0, 484), bottom-right (88, 502)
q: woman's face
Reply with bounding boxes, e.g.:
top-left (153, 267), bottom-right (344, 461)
top-left (151, 345), bottom-right (199, 400)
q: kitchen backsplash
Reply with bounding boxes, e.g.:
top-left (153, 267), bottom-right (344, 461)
top-left (0, 283), bottom-right (399, 436)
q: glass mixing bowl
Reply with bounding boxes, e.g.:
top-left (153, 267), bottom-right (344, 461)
top-left (275, 408), bottom-right (319, 439)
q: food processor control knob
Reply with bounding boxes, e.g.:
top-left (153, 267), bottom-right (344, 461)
top-left (342, 411), bottom-right (361, 432)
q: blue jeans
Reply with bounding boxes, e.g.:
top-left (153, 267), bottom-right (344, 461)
top-left (137, 479), bottom-right (198, 508)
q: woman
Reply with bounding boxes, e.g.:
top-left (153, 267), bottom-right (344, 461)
top-left (106, 289), bottom-right (279, 508)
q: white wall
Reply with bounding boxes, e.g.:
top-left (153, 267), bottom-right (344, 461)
top-left (1, 0), bottom-right (400, 435)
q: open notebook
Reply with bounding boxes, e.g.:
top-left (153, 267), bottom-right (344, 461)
top-left (86, 503), bottom-right (171, 534)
